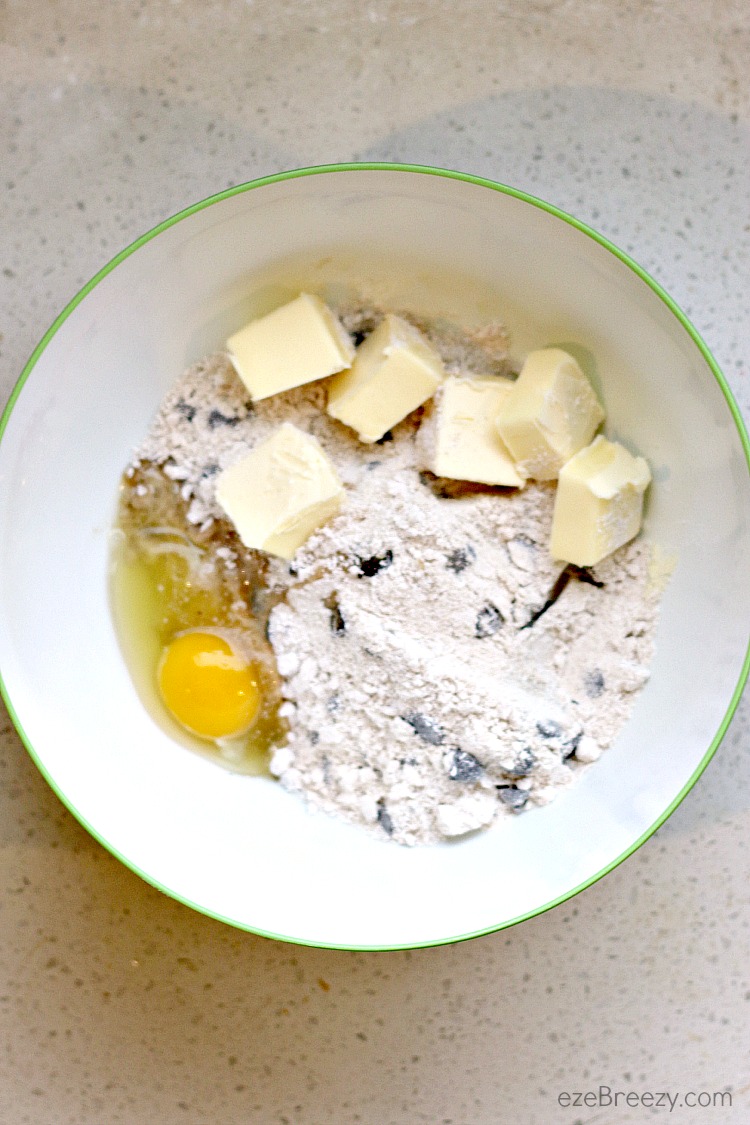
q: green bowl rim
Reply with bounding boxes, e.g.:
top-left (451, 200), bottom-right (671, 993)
top-left (1, 160), bottom-right (749, 951)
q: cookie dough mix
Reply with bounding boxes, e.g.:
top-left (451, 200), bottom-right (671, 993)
top-left (118, 304), bottom-right (663, 846)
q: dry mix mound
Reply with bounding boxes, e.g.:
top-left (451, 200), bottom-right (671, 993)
top-left (129, 307), bottom-right (663, 846)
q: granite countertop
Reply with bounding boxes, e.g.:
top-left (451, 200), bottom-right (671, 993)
top-left (1, 3), bottom-right (749, 1122)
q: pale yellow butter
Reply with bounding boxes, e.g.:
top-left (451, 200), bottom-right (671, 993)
top-left (227, 293), bottom-right (355, 402)
top-left (495, 348), bottom-right (604, 480)
top-left (550, 435), bottom-right (651, 566)
top-left (215, 422), bottom-right (345, 560)
top-left (419, 376), bottom-right (524, 487)
top-left (326, 314), bottom-right (445, 442)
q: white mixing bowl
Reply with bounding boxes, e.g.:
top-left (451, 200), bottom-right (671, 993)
top-left (1, 164), bottom-right (748, 949)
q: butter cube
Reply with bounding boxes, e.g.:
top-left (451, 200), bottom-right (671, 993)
top-left (326, 314), bottom-right (445, 442)
top-left (227, 293), bottom-right (355, 401)
top-left (215, 423), bottom-right (344, 560)
top-left (550, 435), bottom-right (651, 566)
top-left (419, 376), bottom-right (524, 487)
top-left (495, 348), bottom-right (605, 480)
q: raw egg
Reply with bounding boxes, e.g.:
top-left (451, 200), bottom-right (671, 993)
top-left (157, 630), bottom-right (261, 741)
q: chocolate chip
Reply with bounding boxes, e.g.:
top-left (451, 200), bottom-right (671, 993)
top-left (308, 730), bottom-right (319, 745)
top-left (446, 546), bottom-right (476, 574)
top-left (374, 430), bottom-right (393, 445)
top-left (448, 749), bottom-right (484, 783)
top-left (176, 399), bottom-right (196, 422)
top-left (207, 408), bottom-right (240, 429)
top-left (326, 693), bottom-right (340, 714)
top-left (584, 669), bottom-right (605, 698)
top-left (536, 719), bottom-right (562, 739)
top-left (496, 786), bottom-right (529, 811)
top-left (475, 603), bottom-right (504, 638)
top-left (505, 747), bottom-right (535, 778)
top-left (324, 592), bottom-right (346, 636)
top-left (357, 550), bottom-right (393, 577)
top-left (200, 462), bottom-right (219, 479)
top-left (377, 802), bottom-right (394, 836)
top-left (402, 713), bottom-right (445, 745)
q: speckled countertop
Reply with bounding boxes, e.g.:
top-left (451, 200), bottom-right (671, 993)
top-left (1, 3), bottom-right (749, 1123)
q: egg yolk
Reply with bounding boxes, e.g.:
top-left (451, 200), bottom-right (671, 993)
top-left (157, 631), bottom-right (261, 741)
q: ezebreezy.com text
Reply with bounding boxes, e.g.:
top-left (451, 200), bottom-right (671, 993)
top-left (557, 1086), bottom-right (732, 1112)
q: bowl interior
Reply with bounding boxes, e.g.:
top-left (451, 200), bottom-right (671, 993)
top-left (1, 167), bottom-right (748, 948)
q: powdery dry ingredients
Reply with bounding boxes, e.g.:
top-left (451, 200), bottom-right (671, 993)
top-left (124, 302), bottom-right (664, 847)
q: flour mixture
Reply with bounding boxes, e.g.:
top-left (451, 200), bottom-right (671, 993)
top-left (116, 302), bottom-right (663, 845)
